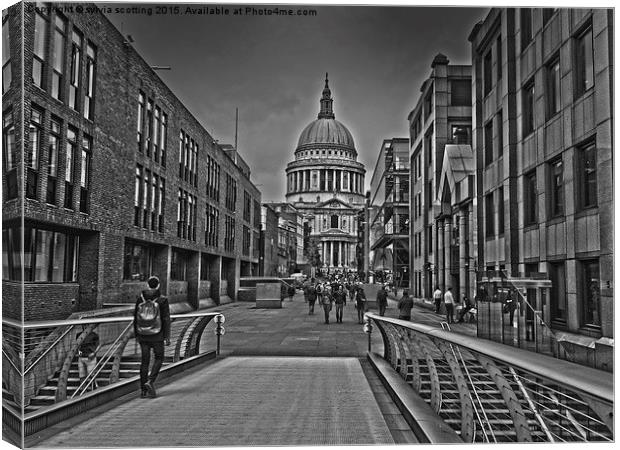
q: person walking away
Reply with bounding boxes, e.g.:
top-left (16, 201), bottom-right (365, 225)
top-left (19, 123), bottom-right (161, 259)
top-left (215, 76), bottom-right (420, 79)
top-left (134, 276), bottom-right (171, 398)
top-left (444, 287), bottom-right (455, 324)
top-left (355, 285), bottom-right (367, 324)
top-left (307, 279), bottom-right (317, 315)
top-left (287, 283), bottom-right (296, 301)
top-left (377, 285), bottom-right (388, 316)
top-left (397, 290), bottom-right (414, 321)
top-left (433, 286), bottom-right (443, 314)
top-left (77, 327), bottom-right (100, 391)
top-left (333, 285), bottom-right (347, 323)
top-left (321, 285), bottom-right (334, 324)
top-left (503, 291), bottom-right (517, 325)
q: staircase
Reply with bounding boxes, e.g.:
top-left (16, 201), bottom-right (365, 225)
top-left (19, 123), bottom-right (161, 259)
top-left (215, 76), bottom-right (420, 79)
top-left (403, 357), bottom-right (612, 443)
top-left (24, 317), bottom-right (198, 413)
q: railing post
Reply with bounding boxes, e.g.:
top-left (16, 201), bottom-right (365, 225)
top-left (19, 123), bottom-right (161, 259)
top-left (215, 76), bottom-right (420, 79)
top-left (214, 314), bottom-right (225, 356)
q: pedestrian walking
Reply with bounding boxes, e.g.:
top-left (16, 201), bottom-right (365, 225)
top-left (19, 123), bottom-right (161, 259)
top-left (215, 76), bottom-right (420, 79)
top-left (321, 285), bottom-right (333, 324)
top-left (444, 287), bottom-right (455, 324)
top-left (433, 286), bottom-right (443, 313)
top-left (333, 285), bottom-right (347, 323)
top-left (354, 285), bottom-right (367, 324)
top-left (397, 290), bottom-right (414, 321)
top-left (307, 278), bottom-right (317, 315)
top-left (377, 285), bottom-right (388, 316)
top-left (287, 283), bottom-right (296, 301)
top-left (134, 276), bottom-right (171, 398)
top-left (77, 327), bottom-right (100, 391)
top-left (503, 291), bottom-right (517, 325)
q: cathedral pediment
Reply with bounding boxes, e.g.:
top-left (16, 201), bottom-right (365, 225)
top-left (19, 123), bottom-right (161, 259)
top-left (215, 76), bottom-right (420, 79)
top-left (316, 198), bottom-right (352, 209)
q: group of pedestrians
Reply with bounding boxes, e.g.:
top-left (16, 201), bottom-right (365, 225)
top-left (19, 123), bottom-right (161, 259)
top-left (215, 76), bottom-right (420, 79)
top-left (301, 278), bottom-right (369, 324)
top-left (433, 286), bottom-right (475, 324)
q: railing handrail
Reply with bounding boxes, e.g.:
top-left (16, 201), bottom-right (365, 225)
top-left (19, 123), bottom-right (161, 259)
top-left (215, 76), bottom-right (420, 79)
top-left (365, 313), bottom-right (613, 403)
top-left (2, 311), bottom-right (222, 329)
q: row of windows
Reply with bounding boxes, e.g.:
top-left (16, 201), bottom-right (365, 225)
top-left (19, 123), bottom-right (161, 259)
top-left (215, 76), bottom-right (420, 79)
top-left (242, 225), bottom-right (251, 256)
top-left (243, 190), bottom-right (252, 222)
top-left (3, 12), bottom-right (12, 94)
top-left (412, 192), bottom-right (422, 220)
top-left (31, 10), bottom-right (96, 119)
top-left (521, 8), bottom-right (559, 51)
top-left (137, 92), bottom-right (168, 165)
top-left (134, 165), bottom-right (165, 232)
top-left (296, 149), bottom-right (355, 159)
top-left (413, 231), bottom-right (423, 258)
top-left (484, 141), bottom-right (597, 236)
top-left (205, 204), bottom-right (220, 247)
top-left (179, 129), bottom-right (198, 186)
top-left (484, 111), bottom-right (503, 166)
top-left (3, 107), bottom-right (92, 213)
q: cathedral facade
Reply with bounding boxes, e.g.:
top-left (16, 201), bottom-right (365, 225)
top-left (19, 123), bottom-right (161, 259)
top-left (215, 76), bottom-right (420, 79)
top-left (285, 75), bottom-right (366, 273)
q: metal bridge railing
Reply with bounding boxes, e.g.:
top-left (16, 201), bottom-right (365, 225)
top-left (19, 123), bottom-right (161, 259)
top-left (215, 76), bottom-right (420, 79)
top-left (365, 313), bottom-right (613, 443)
top-left (2, 311), bottom-right (225, 410)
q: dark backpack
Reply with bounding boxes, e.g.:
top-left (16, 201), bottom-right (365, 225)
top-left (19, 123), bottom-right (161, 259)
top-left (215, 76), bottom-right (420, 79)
top-left (136, 295), bottom-right (162, 335)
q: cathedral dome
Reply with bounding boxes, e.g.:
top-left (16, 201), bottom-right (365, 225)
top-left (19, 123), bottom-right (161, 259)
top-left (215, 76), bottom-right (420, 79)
top-left (297, 118), bottom-right (355, 149)
top-left (295, 74), bottom-right (356, 152)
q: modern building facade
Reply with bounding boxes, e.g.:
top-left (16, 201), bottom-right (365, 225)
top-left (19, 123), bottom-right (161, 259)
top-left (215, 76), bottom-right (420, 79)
top-left (407, 54), bottom-right (474, 300)
top-left (469, 8), bottom-right (613, 368)
top-left (263, 202), bottom-right (304, 277)
top-left (259, 203), bottom-right (279, 277)
top-left (284, 75), bottom-right (366, 274)
top-left (368, 138), bottom-right (410, 287)
top-left (2, 3), bottom-right (262, 321)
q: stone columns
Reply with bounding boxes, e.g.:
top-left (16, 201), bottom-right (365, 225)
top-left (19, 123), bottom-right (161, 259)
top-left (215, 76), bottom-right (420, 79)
top-left (444, 218), bottom-right (452, 289)
top-left (437, 222), bottom-right (444, 289)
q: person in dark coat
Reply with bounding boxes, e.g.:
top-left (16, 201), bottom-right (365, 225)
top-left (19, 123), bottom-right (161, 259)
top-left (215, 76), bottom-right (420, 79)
top-left (287, 283), bottom-right (296, 301)
top-left (134, 276), bottom-right (171, 398)
top-left (321, 285), bottom-right (334, 324)
top-left (307, 278), bottom-right (318, 315)
top-left (355, 285), bottom-right (367, 324)
top-left (333, 285), bottom-right (347, 323)
top-left (377, 285), bottom-right (388, 316)
top-left (397, 290), bottom-right (414, 321)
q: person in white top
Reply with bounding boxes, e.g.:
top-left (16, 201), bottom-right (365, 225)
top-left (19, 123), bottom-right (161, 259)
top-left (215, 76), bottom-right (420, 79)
top-left (433, 287), bottom-right (443, 313)
top-left (443, 287), bottom-right (455, 324)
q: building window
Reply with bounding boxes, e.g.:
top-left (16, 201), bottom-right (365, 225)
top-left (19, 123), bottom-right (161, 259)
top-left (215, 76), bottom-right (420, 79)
top-left (546, 58), bottom-right (561, 119)
top-left (206, 155), bottom-right (220, 201)
top-left (224, 215), bottom-right (236, 252)
top-left (27, 106), bottom-right (44, 199)
top-left (243, 191), bottom-right (251, 222)
top-left (523, 171), bottom-right (537, 225)
top-left (330, 214), bottom-right (338, 229)
top-left (146, 99), bottom-right (153, 157)
top-left (242, 225), bottom-right (251, 256)
top-left (3, 226), bottom-right (78, 282)
top-left (2, 110), bottom-right (16, 199)
top-left (137, 92), bottom-right (145, 152)
top-left (484, 120), bottom-right (493, 166)
top-left (69, 29), bottom-right (82, 110)
top-left (548, 158), bottom-right (564, 218)
top-left (171, 249), bottom-right (188, 281)
top-left (253, 200), bottom-right (261, 228)
top-left (32, 12), bottom-right (47, 89)
top-left (177, 189), bottom-right (196, 240)
top-left (496, 35), bottom-right (502, 81)
top-left (51, 14), bottom-right (66, 101)
top-left (521, 8), bottom-right (533, 50)
top-left (134, 165), bottom-right (143, 226)
top-left (580, 259), bottom-right (600, 328)
top-left (47, 118), bottom-right (61, 204)
top-left (424, 90), bottom-right (433, 120)
top-left (496, 111), bottom-right (503, 158)
top-left (83, 42), bottom-right (96, 120)
top-left (576, 141), bottom-right (597, 210)
top-left (123, 239), bottom-right (152, 281)
top-left (497, 186), bottom-right (504, 236)
top-left (79, 135), bottom-right (91, 213)
top-left (451, 125), bottom-right (470, 145)
top-left (574, 26), bottom-right (594, 98)
top-left (2, 12), bottom-right (11, 93)
top-left (485, 193), bottom-right (494, 237)
top-left (483, 49), bottom-right (492, 96)
top-left (158, 177), bottom-right (165, 232)
top-left (522, 80), bottom-right (535, 137)
top-left (205, 204), bottom-right (219, 247)
top-left (160, 112), bottom-right (167, 166)
top-left (64, 127), bottom-right (77, 209)
top-left (549, 262), bottom-right (567, 324)
top-left (450, 79), bottom-right (471, 106)
top-left (225, 173), bottom-right (237, 211)
top-left (153, 106), bottom-right (161, 163)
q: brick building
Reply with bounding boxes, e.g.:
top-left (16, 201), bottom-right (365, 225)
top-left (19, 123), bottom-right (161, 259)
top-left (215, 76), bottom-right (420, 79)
top-left (407, 54), bottom-right (473, 300)
top-left (469, 8), bottom-right (613, 367)
top-left (2, 3), bottom-right (261, 321)
top-left (368, 138), bottom-right (410, 287)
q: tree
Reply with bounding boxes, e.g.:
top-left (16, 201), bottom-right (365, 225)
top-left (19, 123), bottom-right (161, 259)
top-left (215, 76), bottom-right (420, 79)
top-left (304, 236), bottom-right (322, 269)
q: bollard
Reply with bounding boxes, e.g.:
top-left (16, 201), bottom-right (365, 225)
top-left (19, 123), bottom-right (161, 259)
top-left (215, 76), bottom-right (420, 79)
top-left (214, 314), bottom-right (226, 355)
top-left (363, 315), bottom-right (373, 353)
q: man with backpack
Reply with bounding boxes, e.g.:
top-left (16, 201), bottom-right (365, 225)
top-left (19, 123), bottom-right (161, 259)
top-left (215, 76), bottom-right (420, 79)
top-left (134, 276), bottom-right (171, 398)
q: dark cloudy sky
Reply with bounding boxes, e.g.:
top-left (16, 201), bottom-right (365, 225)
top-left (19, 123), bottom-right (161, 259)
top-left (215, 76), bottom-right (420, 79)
top-left (105, 3), bottom-right (488, 202)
